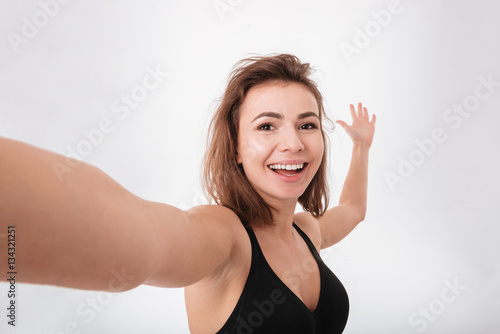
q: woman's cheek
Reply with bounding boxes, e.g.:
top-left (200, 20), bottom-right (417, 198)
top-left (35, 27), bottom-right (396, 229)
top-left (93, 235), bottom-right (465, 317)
top-left (241, 135), bottom-right (272, 161)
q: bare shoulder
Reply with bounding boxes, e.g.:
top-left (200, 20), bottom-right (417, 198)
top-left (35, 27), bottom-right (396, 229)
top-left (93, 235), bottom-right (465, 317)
top-left (293, 211), bottom-right (322, 252)
top-left (141, 202), bottom-right (249, 288)
top-left (186, 205), bottom-right (247, 237)
top-left (185, 204), bottom-right (250, 267)
top-left (187, 204), bottom-right (239, 222)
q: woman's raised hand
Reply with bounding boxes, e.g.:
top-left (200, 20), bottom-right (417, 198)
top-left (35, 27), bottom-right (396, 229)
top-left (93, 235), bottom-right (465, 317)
top-left (335, 102), bottom-right (376, 149)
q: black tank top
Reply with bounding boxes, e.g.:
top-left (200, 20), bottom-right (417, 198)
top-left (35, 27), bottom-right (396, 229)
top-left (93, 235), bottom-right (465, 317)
top-left (216, 222), bottom-right (349, 334)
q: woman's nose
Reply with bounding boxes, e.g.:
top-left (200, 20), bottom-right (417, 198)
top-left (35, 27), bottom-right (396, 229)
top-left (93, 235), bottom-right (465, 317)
top-left (278, 127), bottom-right (304, 152)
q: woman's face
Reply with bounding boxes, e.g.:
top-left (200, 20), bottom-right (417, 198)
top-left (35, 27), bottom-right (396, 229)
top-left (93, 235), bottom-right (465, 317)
top-left (236, 82), bottom-right (324, 206)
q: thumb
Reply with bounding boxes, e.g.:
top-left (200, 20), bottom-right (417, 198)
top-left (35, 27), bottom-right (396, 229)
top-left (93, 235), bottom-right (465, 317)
top-left (336, 120), bottom-right (348, 130)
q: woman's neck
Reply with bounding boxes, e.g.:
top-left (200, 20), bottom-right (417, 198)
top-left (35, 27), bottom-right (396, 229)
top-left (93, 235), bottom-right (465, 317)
top-left (251, 198), bottom-right (298, 243)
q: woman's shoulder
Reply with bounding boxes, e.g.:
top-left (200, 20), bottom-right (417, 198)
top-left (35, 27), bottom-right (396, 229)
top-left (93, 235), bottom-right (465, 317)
top-left (186, 204), bottom-right (250, 243)
top-left (293, 211), bottom-right (322, 252)
top-left (186, 204), bottom-right (243, 226)
top-left (183, 204), bottom-right (251, 280)
top-left (186, 204), bottom-right (241, 224)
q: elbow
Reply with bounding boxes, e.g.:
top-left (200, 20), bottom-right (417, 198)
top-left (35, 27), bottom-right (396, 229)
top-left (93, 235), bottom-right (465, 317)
top-left (339, 202), bottom-right (366, 223)
top-left (351, 205), bottom-right (366, 223)
top-left (358, 210), bottom-right (366, 222)
top-left (358, 212), bottom-right (366, 223)
top-left (348, 204), bottom-right (366, 224)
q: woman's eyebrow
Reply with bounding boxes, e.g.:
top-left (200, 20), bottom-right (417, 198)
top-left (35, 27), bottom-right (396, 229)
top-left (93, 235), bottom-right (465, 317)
top-left (251, 111), bottom-right (319, 123)
top-left (298, 111), bottom-right (320, 120)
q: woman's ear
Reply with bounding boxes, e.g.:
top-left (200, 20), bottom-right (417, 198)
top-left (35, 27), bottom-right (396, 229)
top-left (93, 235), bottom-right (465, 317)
top-left (236, 151), bottom-right (242, 164)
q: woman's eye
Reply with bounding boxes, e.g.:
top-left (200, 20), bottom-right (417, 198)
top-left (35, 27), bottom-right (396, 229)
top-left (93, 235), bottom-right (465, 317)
top-left (300, 123), bottom-right (317, 130)
top-left (258, 124), bottom-right (274, 131)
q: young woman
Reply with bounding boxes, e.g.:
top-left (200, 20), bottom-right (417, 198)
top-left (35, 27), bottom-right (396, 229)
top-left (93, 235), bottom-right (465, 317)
top-left (0, 54), bottom-right (376, 333)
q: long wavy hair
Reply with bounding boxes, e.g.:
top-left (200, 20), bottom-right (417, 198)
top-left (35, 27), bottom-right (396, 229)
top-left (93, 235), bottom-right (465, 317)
top-left (202, 53), bottom-right (333, 226)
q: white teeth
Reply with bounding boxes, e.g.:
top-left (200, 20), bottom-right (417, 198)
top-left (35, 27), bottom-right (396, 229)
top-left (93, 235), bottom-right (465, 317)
top-left (269, 163), bottom-right (304, 170)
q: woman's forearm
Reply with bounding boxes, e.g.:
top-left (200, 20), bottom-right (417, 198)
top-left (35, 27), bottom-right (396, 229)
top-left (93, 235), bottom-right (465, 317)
top-left (338, 143), bottom-right (370, 220)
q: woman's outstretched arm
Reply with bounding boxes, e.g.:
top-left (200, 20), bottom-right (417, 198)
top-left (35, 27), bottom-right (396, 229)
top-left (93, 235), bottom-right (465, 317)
top-left (318, 102), bottom-right (376, 249)
top-left (0, 136), bottom-right (238, 292)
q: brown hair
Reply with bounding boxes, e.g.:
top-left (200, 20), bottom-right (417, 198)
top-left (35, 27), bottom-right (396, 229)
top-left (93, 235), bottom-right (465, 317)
top-left (202, 53), bottom-right (333, 226)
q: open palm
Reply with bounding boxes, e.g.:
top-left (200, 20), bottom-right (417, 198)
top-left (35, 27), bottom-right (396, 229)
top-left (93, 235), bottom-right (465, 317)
top-left (336, 102), bottom-right (376, 148)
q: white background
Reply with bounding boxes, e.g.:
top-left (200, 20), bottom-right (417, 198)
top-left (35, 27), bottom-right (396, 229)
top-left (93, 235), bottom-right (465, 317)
top-left (0, 0), bottom-right (499, 333)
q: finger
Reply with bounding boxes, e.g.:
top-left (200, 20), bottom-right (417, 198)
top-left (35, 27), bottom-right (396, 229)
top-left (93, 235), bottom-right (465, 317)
top-left (357, 102), bottom-right (363, 118)
top-left (336, 120), bottom-right (348, 129)
top-left (371, 114), bottom-right (376, 125)
top-left (349, 104), bottom-right (357, 120)
top-left (363, 107), bottom-right (369, 120)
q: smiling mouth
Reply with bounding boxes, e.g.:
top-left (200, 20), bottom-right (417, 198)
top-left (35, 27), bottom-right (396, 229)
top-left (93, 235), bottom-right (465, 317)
top-left (267, 163), bottom-right (308, 176)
